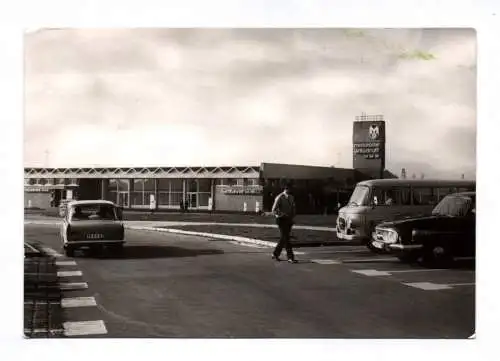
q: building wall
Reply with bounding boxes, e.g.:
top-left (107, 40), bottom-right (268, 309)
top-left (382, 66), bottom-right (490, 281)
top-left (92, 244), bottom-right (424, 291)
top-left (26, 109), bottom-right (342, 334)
top-left (214, 189), bottom-right (263, 212)
top-left (25, 192), bottom-right (51, 209)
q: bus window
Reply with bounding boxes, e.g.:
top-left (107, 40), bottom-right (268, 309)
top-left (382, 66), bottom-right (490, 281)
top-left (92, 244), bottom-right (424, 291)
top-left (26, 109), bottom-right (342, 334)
top-left (372, 187), bottom-right (411, 206)
top-left (412, 187), bottom-right (436, 205)
top-left (396, 187), bottom-right (411, 205)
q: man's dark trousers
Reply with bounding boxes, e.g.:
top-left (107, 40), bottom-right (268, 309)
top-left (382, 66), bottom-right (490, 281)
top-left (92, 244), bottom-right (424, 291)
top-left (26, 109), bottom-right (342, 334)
top-left (273, 216), bottom-right (295, 260)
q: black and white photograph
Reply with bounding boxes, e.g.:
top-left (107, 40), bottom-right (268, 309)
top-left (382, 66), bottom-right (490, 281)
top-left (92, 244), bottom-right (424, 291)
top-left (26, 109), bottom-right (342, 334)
top-left (21, 26), bottom-right (479, 340)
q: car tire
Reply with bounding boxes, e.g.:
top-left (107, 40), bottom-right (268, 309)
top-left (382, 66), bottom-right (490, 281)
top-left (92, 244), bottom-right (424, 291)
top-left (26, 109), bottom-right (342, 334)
top-left (422, 244), bottom-right (453, 267)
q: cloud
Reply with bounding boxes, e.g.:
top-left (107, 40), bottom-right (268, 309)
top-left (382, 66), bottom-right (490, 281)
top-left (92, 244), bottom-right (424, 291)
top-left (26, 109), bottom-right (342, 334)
top-left (24, 28), bottom-right (476, 179)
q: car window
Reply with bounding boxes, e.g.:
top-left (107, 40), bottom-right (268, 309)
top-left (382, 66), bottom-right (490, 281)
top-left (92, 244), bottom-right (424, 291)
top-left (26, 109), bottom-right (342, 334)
top-left (70, 204), bottom-right (117, 221)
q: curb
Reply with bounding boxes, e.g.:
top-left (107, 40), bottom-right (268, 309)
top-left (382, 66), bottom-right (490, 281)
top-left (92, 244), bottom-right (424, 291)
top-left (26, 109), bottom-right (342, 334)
top-left (125, 225), bottom-right (277, 248)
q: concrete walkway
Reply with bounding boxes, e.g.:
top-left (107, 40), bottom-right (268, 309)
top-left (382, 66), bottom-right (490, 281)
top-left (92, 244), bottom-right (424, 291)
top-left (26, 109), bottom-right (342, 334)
top-left (24, 216), bottom-right (336, 231)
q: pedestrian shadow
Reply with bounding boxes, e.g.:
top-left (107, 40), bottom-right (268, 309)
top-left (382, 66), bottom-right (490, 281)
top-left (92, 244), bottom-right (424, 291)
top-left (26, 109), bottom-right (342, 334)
top-left (84, 245), bottom-right (225, 260)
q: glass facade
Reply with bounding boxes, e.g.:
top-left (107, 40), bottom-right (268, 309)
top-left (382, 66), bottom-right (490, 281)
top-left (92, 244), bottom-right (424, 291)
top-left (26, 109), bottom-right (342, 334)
top-left (131, 179), bottom-right (156, 207)
top-left (158, 179), bottom-right (183, 208)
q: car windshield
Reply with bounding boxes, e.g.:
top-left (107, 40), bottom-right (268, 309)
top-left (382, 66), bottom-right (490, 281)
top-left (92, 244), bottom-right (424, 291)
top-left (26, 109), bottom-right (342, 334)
top-left (347, 185), bottom-right (370, 206)
top-left (432, 195), bottom-right (474, 217)
top-left (70, 204), bottom-right (117, 221)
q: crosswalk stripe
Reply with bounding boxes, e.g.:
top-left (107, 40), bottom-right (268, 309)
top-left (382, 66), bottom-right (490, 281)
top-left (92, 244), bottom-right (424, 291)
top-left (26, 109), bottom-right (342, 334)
top-left (61, 297), bottom-right (97, 308)
top-left (63, 320), bottom-right (107, 336)
top-left (57, 270), bottom-right (83, 277)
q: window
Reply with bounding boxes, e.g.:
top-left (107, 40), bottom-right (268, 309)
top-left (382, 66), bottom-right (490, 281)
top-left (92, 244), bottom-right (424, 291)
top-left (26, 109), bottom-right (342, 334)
top-left (70, 204), bottom-right (117, 221)
top-left (371, 187), bottom-right (410, 206)
top-left (412, 187), bottom-right (436, 205)
top-left (247, 178), bottom-right (259, 186)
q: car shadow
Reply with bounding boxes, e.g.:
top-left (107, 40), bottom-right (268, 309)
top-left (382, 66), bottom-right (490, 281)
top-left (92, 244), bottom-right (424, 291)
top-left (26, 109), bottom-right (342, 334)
top-left (80, 245), bottom-right (225, 260)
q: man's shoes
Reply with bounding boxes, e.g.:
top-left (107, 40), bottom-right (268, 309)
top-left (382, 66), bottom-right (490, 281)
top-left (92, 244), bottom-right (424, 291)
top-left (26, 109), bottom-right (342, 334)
top-left (287, 259), bottom-right (298, 264)
top-left (272, 254), bottom-right (281, 261)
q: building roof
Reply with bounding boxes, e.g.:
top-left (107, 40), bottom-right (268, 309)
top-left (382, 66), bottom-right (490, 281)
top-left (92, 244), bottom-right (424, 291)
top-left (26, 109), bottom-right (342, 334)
top-left (356, 179), bottom-right (475, 187)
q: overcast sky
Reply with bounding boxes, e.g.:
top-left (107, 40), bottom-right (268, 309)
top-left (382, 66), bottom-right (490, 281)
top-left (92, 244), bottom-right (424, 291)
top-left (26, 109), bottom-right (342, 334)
top-left (24, 28), bottom-right (476, 179)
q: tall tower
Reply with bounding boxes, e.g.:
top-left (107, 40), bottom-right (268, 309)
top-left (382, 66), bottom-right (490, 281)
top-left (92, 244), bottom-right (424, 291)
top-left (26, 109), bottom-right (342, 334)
top-left (352, 113), bottom-right (386, 179)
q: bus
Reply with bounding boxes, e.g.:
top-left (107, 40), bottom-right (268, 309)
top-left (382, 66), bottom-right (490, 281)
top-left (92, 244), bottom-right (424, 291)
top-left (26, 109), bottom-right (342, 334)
top-left (336, 179), bottom-right (475, 246)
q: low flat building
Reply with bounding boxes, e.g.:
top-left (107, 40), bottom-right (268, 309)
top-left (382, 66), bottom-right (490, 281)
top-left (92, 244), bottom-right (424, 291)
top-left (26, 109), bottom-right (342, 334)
top-left (24, 162), bottom-right (396, 214)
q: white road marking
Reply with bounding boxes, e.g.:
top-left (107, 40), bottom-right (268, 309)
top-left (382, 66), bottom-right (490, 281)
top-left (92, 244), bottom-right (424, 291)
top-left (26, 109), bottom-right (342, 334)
top-left (61, 296), bottom-right (97, 308)
top-left (63, 320), bottom-right (107, 336)
top-left (342, 257), bottom-right (397, 263)
top-left (59, 282), bottom-right (88, 290)
top-left (230, 241), bottom-right (268, 249)
top-left (57, 270), bottom-right (83, 277)
top-left (40, 247), bottom-right (63, 258)
top-left (352, 269), bottom-right (392, 276)
top-left (377, 268), bottom-right (447, 274)
top-left (403, 282), bottom-right (453, 290)
top-left (311, 259), bottom-right (341, 265)
top-left (56, 260), bottom-right (77, 266)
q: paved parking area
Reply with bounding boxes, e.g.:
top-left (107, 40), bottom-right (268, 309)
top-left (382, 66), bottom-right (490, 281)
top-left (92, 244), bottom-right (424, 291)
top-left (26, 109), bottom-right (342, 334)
top-left (24, 223), bottom-right (475, 338)
top-left (303, 245), bottom-right (475, 292)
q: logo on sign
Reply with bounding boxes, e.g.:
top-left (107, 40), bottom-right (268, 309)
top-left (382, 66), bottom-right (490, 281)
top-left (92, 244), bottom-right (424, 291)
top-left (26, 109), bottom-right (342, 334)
top-left (369, 125), bottom-right (380, 140)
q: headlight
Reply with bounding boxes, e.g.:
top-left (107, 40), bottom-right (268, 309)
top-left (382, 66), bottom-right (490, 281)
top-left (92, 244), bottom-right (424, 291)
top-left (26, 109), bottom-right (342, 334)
top-left (384, 229), bottom-right (399, 244)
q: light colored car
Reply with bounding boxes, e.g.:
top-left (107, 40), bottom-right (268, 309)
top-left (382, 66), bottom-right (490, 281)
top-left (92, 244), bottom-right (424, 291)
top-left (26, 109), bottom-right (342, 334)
top-left (60, 200), bottom-right (125, 257)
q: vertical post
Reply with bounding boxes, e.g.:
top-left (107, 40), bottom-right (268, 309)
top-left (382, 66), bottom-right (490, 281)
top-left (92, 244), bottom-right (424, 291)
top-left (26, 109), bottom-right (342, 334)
top-left (182, 179), bottom-right (186, 209)
top-left (101, 179), bottom-right (109, 201)
top-left (154, 178), bottom-right (159, 210)
top-left (127, 179), bottom-right (133, 209)
top-left (210, 178), bottom-right (215, 212)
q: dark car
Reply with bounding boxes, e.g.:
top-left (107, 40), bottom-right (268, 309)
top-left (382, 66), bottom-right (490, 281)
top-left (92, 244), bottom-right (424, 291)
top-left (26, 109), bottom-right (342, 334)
top-left (60, 200), bottom-right (125, 257)
top-left (371, 192), bottom-right (475, 265)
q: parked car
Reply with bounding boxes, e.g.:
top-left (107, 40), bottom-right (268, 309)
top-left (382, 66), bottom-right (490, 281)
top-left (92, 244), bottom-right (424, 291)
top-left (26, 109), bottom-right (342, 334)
top-left (60, 200), bottom-right (125, 257)
top-left (370, 192), bottom-right (475, 265)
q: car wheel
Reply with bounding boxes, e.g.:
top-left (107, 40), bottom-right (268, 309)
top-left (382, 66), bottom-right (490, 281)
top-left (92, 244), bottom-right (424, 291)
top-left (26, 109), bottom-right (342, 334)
top-left (422, 244), bottom-right (452, 267)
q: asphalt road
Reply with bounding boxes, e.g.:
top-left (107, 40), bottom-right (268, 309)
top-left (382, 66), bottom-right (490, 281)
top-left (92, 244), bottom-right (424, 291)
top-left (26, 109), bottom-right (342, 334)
top-left (24, 224), bottom-right (475, 338)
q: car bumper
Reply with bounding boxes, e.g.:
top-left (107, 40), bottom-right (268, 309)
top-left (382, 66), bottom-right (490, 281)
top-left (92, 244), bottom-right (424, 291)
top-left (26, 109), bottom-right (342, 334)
top-left (65, 240), bottom-right (125, 248)
top-left (336, 228), bottom-right (367, 243)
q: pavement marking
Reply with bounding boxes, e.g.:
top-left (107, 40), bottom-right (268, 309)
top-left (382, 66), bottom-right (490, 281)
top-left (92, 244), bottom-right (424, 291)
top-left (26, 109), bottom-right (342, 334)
top-left (310, 259), bottom-right (341, 265)
top-left (57, 270), bottom-right (83, 277)
top-left (40, 247), bottom-right (63, 258)
top-left (59, 282), bottom-right (88, 290)
top-left (63, 320), bottom-right (107, 337)
top-left (56, 260), bottom-right (77, 266)
top-left (61, 296), bottom-right (97, 308)
top-left (403, 282), bottom-right (453, 290)
top-left (229, 241), bottom-right (268, 249)
top-left (352, 269), bottom-right (392, 276)
top-left (341, 257), bottom-right (398, 263)
top-left (380, 268), bottom-right (447, 274)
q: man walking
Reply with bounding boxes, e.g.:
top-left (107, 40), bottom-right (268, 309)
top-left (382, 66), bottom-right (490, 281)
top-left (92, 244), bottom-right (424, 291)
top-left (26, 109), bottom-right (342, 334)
top-left (271, 183), bottom-right (297, 263)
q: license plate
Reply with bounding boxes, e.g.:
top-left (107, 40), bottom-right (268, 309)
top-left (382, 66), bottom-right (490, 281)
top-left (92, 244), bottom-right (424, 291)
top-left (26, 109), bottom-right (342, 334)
top-left (372, 241), bottom-right (383, 249)
top-left (86, 233), bottom-right (104, 240)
